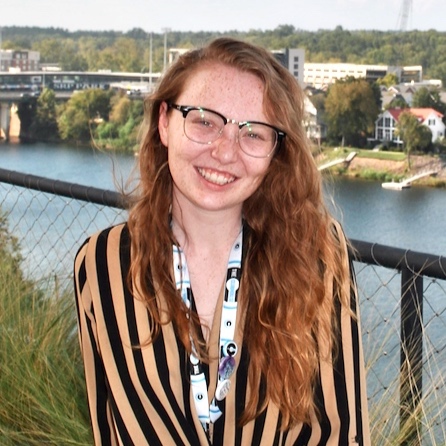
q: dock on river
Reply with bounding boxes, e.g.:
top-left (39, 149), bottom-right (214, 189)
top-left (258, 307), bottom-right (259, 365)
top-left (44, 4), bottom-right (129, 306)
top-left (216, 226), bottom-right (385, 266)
top-left (382, 169), bottom-right (439, 190)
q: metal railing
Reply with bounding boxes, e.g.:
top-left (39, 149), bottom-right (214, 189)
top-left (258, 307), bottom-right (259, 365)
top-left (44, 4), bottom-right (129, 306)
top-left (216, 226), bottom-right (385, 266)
top-left (350, 240), bottom-right (446, 444)
top-left (1, 167), bottom-right (445, 445)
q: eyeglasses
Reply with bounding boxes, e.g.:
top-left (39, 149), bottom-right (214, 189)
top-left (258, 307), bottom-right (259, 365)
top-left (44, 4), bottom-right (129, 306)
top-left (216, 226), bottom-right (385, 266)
top-left (168, 104), bottom-right (286, 158)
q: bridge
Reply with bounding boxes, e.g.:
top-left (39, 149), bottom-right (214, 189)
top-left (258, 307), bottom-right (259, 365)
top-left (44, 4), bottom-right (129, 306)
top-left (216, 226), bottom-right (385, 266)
top-left (0, 70), bottom-right (160, 140)
top-left (318, 151), bottom-right (357, 171)
top-left (0, 90), bottom-right (77, 140)
top-left (382, 169), bottom-right (439, 189)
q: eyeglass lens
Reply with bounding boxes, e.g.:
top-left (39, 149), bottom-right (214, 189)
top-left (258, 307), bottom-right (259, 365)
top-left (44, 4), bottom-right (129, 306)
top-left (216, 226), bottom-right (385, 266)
top-left (184, 108), bottom-right (277, 158)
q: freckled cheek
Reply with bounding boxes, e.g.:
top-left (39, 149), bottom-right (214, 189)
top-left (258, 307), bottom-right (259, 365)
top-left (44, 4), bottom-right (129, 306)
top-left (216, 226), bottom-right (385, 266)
top-left (248, 170), bottom-right (268, 189)
top-left (252, 162), bottom-right (271, 180)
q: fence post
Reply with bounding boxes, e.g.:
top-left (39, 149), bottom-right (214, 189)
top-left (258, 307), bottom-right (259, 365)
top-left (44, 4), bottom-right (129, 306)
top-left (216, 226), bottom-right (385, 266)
top-left (400, 267), bottom-right (423, 446)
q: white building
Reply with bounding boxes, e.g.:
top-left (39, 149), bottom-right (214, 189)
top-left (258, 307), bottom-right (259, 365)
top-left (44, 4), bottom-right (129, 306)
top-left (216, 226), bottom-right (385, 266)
top-left (375, 108), bottom-right (445, 144)
top-left (304, 63), bottom-right (423, 89)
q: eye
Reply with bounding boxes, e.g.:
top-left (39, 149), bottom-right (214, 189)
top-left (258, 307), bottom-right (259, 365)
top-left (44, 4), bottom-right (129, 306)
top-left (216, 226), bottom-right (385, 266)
top-left (246, 130), bottom-right (265, 141)
top-left (200, 119), bottom-right (213, 128)
top-left (241, 124), bottom-right (272, 142)
top-left (202, 114), bottom-right (220, 128)
top-left (189, 111), bottom-right (220, 129)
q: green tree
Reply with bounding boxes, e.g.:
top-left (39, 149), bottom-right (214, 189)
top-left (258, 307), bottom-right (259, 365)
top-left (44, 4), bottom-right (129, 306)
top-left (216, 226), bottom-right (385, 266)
top-left (377, 73), bottom-right (399, 88)
top-left (58, 89), bottom-right (112, 142)
top-left (33, 38), bottom-right (87, 70)
top-left (33, 38), bottom-right (65, 64)
top-left (395, 111), bottom-right (432, 168)
top-left (325, 78), bottom-right (380, 146)
top-left (96, 94), bottom-right (144, 149)
top-left (60, 47), bottom-right (88, 71)
top-left (96, 38), bottom-right (142, 72)
top-left (428, 61), bottom-right (446, 90)
top-left (412, 87), bottom-right (446, 115)
top-left (30, 88), bottom-right (59, 140)
top-left (109, 95), bottom-right (134, 125)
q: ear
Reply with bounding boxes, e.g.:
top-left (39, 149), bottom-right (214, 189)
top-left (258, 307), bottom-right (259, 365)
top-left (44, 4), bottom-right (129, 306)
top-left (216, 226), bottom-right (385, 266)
top-left (158, 101), bottom-right (169, 147)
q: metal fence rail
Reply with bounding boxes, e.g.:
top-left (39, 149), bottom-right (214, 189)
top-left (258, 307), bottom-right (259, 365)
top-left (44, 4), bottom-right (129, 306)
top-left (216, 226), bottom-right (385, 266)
top-left (1, 167), bottom-right (445, 445)
top-left (350, 240), bottom-right (446, 445)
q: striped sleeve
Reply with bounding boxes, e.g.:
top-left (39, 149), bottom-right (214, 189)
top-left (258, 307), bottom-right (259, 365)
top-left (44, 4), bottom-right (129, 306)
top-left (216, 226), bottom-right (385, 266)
top-left (74, 230), bottom-right (119, 445)
top-left (312, 267), bottom-right (370, 446)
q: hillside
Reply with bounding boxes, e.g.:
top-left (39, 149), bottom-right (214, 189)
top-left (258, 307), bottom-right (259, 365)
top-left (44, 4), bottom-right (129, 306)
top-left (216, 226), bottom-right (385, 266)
top-left (1, 26), bottom-right (446, 84)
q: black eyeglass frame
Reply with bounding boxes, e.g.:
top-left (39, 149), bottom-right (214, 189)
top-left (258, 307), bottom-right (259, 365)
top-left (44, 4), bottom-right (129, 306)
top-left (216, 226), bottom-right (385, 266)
top-left (168, 103), bottom-right (286, 157)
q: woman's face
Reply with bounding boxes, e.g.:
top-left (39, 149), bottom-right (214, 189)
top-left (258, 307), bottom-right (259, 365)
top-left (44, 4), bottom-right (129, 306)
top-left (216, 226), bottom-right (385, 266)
top-left (158, 63), bottom-right (273, 217)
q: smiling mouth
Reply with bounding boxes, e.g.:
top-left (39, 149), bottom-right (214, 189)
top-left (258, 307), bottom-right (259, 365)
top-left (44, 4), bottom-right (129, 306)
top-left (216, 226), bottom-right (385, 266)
top-left (197, 168), bottom-right (236, 186)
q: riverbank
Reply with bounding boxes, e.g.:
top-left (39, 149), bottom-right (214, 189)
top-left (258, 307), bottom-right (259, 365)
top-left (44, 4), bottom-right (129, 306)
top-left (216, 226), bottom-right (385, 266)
top-left (319, 149), bottom-right (446, 188)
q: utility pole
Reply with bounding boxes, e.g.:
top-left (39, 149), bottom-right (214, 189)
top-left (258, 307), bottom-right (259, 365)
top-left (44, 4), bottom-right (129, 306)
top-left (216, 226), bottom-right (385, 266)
top-left (162, 28), bottom-right (171, 72)
top-left (0, 27), bottom-right (3, 72)
top-left (149, 31), bottom-right (153, 91)
top-left (397, 0), bottom-right (413, 31)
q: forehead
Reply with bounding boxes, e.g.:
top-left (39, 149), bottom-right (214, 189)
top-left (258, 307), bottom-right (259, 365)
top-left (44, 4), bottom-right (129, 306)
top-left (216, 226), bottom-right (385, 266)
top-left (177, 63), bottom-right (266, 119)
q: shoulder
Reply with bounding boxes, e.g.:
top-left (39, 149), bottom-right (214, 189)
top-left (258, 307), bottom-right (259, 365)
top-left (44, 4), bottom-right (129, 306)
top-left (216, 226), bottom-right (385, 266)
top-left (75, 222), bottom-right (129, 257)
top-left (74, 223), bottom-right (130, 276)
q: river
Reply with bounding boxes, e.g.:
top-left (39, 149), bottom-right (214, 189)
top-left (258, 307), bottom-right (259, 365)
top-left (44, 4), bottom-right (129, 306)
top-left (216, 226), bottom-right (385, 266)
top-left (1, 141), bottom-right (445, 256)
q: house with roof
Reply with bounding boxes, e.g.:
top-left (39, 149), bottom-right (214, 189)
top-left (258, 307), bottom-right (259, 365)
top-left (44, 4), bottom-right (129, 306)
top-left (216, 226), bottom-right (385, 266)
top-left (380, 80), bottom-right (443, 109)
top-left (375, 107), bottom-right (445, 144)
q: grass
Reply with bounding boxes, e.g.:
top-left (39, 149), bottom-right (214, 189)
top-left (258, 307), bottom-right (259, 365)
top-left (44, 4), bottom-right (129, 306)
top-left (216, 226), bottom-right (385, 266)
top-left (367, 342), bottom-right (446, 445)
top-left (318, 146), bottom-right (407, 162)
top-left (355, 148), bottom-right (407, 162)
top-left (0, 213), bottom-right (92, 445)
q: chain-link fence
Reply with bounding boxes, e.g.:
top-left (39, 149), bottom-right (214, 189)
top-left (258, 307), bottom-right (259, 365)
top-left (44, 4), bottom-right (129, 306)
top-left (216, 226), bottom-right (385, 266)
top-left (0, 168), bottom-right (128, 290)
top-left (352, 256), bottom-right (446, 444)
top-left (1, 167), bottom-right (445, 445)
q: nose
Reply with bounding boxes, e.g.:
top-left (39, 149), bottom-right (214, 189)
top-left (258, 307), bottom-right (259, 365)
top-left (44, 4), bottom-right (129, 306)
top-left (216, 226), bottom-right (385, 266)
top-left (210, 125), bottom-right (239, 163)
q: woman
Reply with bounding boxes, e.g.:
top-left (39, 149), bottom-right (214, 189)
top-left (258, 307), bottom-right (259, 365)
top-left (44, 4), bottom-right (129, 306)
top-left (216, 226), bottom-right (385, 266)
top-left (74, 38), bottom-right (370, 445)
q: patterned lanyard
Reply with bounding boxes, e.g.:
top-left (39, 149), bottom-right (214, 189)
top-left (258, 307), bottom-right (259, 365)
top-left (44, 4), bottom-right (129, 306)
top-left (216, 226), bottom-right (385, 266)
top-left (172, 229), bottom-right (243, 434)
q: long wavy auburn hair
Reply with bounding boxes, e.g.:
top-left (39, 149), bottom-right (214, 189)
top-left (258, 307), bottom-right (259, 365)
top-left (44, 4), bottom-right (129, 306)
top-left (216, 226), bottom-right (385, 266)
top-left (127, 37), bottom-right (353, 429)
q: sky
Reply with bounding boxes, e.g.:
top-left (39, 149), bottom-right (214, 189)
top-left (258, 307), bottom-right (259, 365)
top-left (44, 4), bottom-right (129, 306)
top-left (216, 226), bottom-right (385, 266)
top-left (3, 0), bottom-right (445, 34)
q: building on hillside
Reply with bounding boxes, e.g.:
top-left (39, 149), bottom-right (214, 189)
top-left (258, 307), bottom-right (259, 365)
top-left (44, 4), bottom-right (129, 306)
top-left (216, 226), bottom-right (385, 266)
top-left (303, 96), bottom-right (326, 142)
top-left (381, 80), bottom-right (444, 109)
top-left (374, 108), bottom-right (445, 144)
top-left (272, 48), bottom-right (305, 87)
top-left (0, 49), bottom-right (40, 72)
top-left (304, 63), bottom-right (423, 89)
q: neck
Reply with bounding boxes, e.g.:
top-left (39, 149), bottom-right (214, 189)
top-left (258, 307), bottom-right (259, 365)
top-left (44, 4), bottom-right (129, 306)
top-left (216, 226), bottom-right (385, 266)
top-left (171, 205), bottom-right (242, 254)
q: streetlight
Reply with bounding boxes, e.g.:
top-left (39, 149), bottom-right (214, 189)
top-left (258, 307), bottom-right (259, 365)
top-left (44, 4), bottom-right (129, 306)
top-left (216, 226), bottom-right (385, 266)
top-left (162, 27), bottom-right (171, 72)
top-left (0, 27), bottom-right (3, 72)
top-left (149, 31), bottom-right (153, 91)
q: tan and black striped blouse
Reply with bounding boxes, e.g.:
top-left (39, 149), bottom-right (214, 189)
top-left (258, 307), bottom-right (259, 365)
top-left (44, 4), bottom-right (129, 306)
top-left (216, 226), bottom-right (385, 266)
top-left (74, 223), bottom-right (370, 446)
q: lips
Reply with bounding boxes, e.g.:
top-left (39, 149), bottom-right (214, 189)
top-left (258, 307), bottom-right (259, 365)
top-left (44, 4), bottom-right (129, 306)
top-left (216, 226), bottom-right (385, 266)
top-left (197, 167), bottom-right (236, 186)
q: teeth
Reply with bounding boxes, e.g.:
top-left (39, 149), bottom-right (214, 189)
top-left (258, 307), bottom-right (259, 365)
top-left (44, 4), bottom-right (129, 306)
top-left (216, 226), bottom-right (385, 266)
top-left (198, 168), bottom-right (235, 185)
